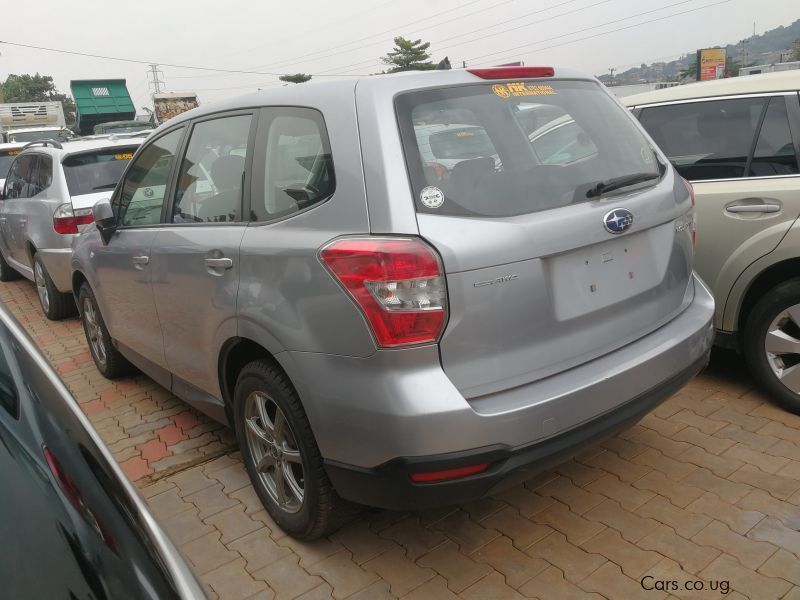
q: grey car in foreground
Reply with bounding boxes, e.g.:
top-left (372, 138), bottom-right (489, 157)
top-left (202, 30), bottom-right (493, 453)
top-left (0, 303), bottom-right (204, 598)
top-left (71, 67), bottom-right (715, 539)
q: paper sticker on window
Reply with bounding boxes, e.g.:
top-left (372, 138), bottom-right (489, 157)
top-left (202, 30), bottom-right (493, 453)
top-left (420, 186), bottom-right (444, 209)
top-left (6, 151), bottom-right (20, 157)
top-left (492, 82), bottom-right (556, 98)
top-left (114, 152), bottom-right (134, 160)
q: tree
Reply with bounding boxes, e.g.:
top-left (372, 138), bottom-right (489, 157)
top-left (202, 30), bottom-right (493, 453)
top-left (678, 60), bottom-right (697, 80)
top-left (0, 74), bottom-right (76, 126)
top-left (380, 37), bottom-right (436, 73)
top-left (279, 73), bottom-right (312, 84)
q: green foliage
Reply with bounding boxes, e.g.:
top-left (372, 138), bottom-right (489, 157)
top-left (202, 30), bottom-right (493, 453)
top-left (380, 37), bottom-right (436, 73)
top-left (279, 73), bottom-right (312, 84)
top-left (0, 73), bottom-right (76, 126)
top-left (792, 38), bottom-right (800, 61)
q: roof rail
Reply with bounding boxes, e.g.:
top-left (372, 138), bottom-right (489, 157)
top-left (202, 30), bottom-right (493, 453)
top-left (21, 139), bottom-right (63, 151)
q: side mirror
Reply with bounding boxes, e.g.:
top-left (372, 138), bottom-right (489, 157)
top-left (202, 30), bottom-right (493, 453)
top-left (92, 198), bottom-right (117, 244)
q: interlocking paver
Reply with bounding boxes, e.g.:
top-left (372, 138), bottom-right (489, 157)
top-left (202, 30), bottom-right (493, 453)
top-left (481, 506), bottom-right (553, 551)
top-left (692, 519), bottom-right (778, 569)
top-left (460, 572), bottom-right (526, 600)
top-left (686, 492), bottom-right (765, 535)
top-left (519, 565), bottom-right (603, 600)
top-left (205, 505), bottom-right (264, 544)
top-left (252, 555), bottom-right (323, 600)
top-left (229, 530), bottom-right (293, 573)
top-left (379, 517), bottom-right (447, 560)
top-left (580, 527), bottom-right (662, 579)
top-left (306, 550), bottom-right (379, 599)
top-left (204, 558), bottom-right (271, 600)
top-left (638, 524), bottom-right (720, 574)
top-left (758, 548), bottom-right (800, 587)
top-left (700, 554), bottom-right (793, 599)
top-left (729, 464), bottom-right (800, 500)
top-left (586, 473), bottom-right (655, 511)
top-left (636, 495), bottom-right (712, 538)
top-left (471, 537), bottom-right (548, 589)
top-left (580, 561), bottom-right (665, 600)
top-left (330, 521), bottom-right (397, 565)
top-left (417, 541), bottom-right (493, 593)
top-left (532, 501), bottom-right (605, 545)
top-left (432, 509), bottom-right (500, 554)
top-left (527, 532), bottom-right (607, 584)
top-left (362, 546), bottom-right (436, 596)
top-left (583, 499), bottom-right (660, 544)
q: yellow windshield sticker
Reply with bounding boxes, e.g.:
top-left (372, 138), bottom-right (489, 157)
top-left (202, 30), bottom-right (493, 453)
top-left (6, 150), bottom-right (20, 156)
top-left (114, 152), bottom-right (134, 160)
top-left (492, 82), bottom-right (556, 98)
top-left (455, 130), bottom-right (474, 137)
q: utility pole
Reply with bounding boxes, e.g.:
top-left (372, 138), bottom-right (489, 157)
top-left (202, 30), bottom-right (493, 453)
top-left (147, 64), bottom-right (165, 94)
top-left (608, 68), bottom-right (615, 85)
top-left (740, 39), bottom-right (748, 68)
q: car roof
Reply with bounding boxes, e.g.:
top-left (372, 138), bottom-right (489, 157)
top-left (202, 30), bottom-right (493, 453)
top-left (622, 70), bottom-right (800, 106)
top-left (18, 137), bottom-right (142, 161)
top-left (0, 142), bottom-right (27, 150)
top-left (158, 67), bottom-right (596, 130)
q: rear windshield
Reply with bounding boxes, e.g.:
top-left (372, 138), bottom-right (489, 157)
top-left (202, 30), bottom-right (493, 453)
top-left (396, 80), bottom-right (661, 217)
top-left (0, 149), bottom-right (21, 179)
top-left (63, 147), bottom-right (137, 196)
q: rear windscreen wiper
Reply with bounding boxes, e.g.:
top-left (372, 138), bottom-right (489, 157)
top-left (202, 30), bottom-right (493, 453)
top-left (92, 183), bottom-right (118, 191)
top-left (586, 172), bottom-right (659, 198)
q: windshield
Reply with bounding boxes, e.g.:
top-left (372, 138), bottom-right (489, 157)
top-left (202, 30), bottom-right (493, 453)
top-left (0, 150), bottom-right (20, 179)
top-left (396, 80), bottom-right (660, 217)
top-left (7, 130), bottom-right (70, 143)
top-left (62, 147), bottom-right (137, 196)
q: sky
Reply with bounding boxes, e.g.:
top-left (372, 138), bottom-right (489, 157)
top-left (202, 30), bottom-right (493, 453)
top-left (0, 0), bottom-right (797, 114)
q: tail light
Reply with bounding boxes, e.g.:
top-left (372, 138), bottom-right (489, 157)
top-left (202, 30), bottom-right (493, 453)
top-left (468, 66), bottom-right (554, 79)
top-left (53, 203), bottom-right (93, 235)
top-left (320, 237), bottom-right (448, 347)
top-left (681, 178), bottom-right (697, 248)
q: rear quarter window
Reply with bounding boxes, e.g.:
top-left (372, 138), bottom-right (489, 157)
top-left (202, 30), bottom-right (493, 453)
top-left (63, 147), bottom-right (138, 197)
top-left (396, 80), bottom-right (659, 217)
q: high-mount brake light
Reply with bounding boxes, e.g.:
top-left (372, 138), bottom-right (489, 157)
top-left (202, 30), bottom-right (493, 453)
top-left (320, 237), bottom-right (448, 347)
top-left (467, 67), bottom-right (554, 80)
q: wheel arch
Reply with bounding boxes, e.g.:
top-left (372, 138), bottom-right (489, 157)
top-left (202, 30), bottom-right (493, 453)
top-left (737, 257), bottom-right (800, 333)
top-left (218, 337), bottom-right (288, 428)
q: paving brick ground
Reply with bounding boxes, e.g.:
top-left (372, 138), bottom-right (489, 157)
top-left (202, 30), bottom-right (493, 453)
top-left (4, 276), bottom-right (800, 599)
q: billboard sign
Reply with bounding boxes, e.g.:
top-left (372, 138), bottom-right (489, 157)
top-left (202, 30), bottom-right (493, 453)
top-left (697, 48), bottom-right (727, 81)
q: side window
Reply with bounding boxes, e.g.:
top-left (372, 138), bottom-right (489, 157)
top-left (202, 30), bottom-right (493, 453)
top-left (750, 97), bottom-right (799, 177)
top-left (638, 97), bottom-right (764, 181)
top-left (5, 155), bottom-right (35, 200)
top-left (172, 114), bottom-right (252, 223)
top-left (29, 156), bottom-right (52, 197)
top-left (115, 127), bottom-right (184, 227)
top-left (253, 108), bottom-right (335, 221)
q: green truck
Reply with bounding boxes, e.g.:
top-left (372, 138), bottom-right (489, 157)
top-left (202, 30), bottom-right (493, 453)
top-left (70, 79), bottom-right (136, 136)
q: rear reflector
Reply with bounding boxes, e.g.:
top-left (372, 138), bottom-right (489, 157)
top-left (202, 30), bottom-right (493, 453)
top-left (468, 66), bottom-right (554, 80)
top-left (320, 237), bottom-right (448, 347)
top-left (53, 203), bottom-right (93, 235)
top-left (410, 463), bottom-right (490, 483)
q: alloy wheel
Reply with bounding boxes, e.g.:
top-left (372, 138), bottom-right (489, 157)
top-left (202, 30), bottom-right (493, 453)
top-left (83, 297), bottom-right (107, 368)
top-left (765, 304), bottom-right (800, 394)
top-left (34, 261), bottom-right (50, 314)
top-left (243, 390), bottom-right (304, 513)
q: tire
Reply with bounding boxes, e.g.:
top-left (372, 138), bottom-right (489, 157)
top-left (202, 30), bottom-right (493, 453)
top-left (33, 254), bottom-right (76, 320)
top-left (234, 359), bottom-right (351, 539)
top-left (743, 278), bottom-right (800, 413)
top-left (0, 250), bottom-right (20, 282)
top-left (78, 282), bottom-right (134, 379)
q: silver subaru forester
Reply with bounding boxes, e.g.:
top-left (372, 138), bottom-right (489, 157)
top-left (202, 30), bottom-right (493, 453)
top-left (71, 67), bottom-right (714, 539)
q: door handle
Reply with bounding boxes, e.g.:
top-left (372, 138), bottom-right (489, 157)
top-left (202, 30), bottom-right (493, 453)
top-left (726, 204), bottom-right (780, 213)
top-left (205, 257), bottom-right (233, 269)
top-left (131, 255), bottom-right (150, 265)
top-left (18, 219), bottom-right (26, 224)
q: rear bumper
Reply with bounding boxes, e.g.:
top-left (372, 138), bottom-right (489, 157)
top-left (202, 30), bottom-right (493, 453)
top-left (280, 274), bottom-right (715, 508)
top-left (325, 352), bottom-right (708, 510)
top-left (37, 247), bottom-right (73, 293)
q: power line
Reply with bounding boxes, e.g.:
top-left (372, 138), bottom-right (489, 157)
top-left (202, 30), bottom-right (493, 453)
top-left (319, 0), bottom-right (613, 75)
top-left (0, 39), bottom-right (365, 77)
top-left (239, 0), bottom-right (490, 73)
top-left (465, 0), bottom-right (729, 64)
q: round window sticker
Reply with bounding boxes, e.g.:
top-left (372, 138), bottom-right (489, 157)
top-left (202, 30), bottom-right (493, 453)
top-left (420, 186), bottom-right (444, 209)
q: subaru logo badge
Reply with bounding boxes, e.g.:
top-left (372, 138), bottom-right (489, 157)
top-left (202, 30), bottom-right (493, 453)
top-left (603, 208), bottom-right (633, 234)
